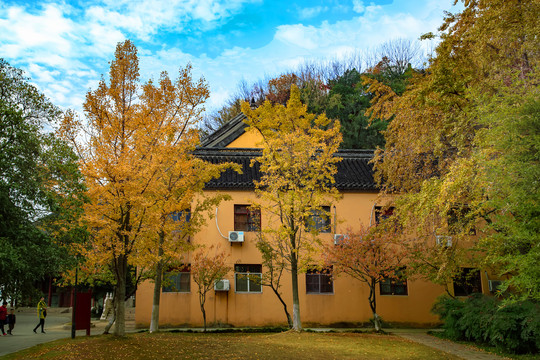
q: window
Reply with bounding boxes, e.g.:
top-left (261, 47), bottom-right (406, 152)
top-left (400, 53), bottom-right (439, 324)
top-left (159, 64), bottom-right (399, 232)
top-left (306, 206), bottom-right (331, 233)
top-left (306, 267), bottom-right (333, 294)
top-left (235, 264), bottom-right (262, 293)
top-left (162, 265), bottom-right (190, 293)
top-left (171, 210), bottom-right (191, 223)
top-left (453, 268), bottom-right (482, 296)
top-left (380, 269), bottom-right (408, 295)
top-left (448, 206), bottom-right (476, 235)
top-left (375, 206), bottom-right (395, 225)
top-left (234, 205), bottom-right (261, 231)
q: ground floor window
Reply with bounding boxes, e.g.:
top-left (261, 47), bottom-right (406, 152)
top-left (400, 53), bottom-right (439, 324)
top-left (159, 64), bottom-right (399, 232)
top-left (453, 268), bottom-right (482, 296)
top-left (162, 265), bottom-right (190, 293)
top-left (380, 269), bottom-right (408, 295)
top-left (235, 264), bottom-right (262, 293)
top-left (306, 267), bottom-right (333, 294)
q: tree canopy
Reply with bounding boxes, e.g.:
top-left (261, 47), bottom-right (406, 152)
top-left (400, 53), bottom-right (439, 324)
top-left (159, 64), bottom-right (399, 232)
top-left (241, 85), bottom-right (342, 330)
top-left (367, 0), bottom-right (540, 301)
top-left (0, 59), bottom-right (86, 303)
top-left (61, 40), bottom-right (231, 335)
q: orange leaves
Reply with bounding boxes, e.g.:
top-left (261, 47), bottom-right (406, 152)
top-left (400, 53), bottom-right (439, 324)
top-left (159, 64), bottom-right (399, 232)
top-left (191, 244), bottom-right (230, 291)
top-left (325, 224), bottom-right (408, 283)
top-left (60, 42), bottom-right (234, 330)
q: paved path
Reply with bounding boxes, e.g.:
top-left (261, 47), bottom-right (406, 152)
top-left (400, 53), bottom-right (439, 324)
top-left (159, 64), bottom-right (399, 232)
top-left (0, 310), bottom-right (135, 358)
top-left (395, 331), bottom-right (509, 360)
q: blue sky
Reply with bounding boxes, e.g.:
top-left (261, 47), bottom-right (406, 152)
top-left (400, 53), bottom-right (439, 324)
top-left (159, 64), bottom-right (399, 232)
top-left (0, 0), bottom-right (460, 115)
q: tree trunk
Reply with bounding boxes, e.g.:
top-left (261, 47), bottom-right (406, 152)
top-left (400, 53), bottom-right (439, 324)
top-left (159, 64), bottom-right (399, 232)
top-left (291, 257), bottom-right (302, 331)
top-left (149, 260), bottom-right (163, 333)
top-left (368, 278), bottom-right (381, 332)
top-left (150, 234), bottom-right (165, 333)
top-left (199, 292), bottom-right (207, 332)
top-left (114, 254), bottom-right (127, 336)
top-left (271, 286), bottom-right (292, 328)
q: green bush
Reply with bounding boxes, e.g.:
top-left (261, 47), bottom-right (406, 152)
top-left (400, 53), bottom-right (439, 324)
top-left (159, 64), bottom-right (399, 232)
top-left (432, 293), bottom-right (539, 354)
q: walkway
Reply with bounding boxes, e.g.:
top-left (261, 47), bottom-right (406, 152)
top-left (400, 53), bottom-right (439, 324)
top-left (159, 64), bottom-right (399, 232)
top-left (394, 330), bottom-right (509, 360)
top-left (0, 308), bottom-right (136, 358)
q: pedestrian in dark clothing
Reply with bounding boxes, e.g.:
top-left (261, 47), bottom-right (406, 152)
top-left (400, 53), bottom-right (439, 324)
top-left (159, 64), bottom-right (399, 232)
top-left (33, 297), bottom-right (47, 334)
top-left (7, 308), bottom-right (16, 335)
top-left (0, 302), bottom-right (7, 336)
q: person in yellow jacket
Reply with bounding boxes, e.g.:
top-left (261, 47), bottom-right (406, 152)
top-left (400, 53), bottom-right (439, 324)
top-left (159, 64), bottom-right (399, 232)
top-left (32, 297), bottom-right (47, 333)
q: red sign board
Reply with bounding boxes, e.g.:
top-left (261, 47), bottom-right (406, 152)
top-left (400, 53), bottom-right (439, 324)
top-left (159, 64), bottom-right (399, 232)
top-left (71, 290), bottom-right (92, 335)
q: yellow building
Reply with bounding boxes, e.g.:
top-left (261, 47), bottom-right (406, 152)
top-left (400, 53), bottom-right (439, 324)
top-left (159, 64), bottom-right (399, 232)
top-left (135, 114), bottom-right (492, 328)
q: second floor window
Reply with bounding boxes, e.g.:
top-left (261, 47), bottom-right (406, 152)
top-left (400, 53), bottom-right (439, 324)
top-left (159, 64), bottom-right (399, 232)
top-left (234, 205), bottom-right (260, 231)
top-left (375, 206), bottom-right (394, 225)
top-left (306, 206), bottom-right (331, 233)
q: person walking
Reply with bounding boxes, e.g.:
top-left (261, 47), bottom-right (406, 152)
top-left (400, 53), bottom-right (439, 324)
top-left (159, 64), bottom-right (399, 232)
top-left (33, 297), bottom-right (47, 334)
top-left (0, 302), bottom-right (7, 336)
top-left (6, 308), bottom-right (16, 335)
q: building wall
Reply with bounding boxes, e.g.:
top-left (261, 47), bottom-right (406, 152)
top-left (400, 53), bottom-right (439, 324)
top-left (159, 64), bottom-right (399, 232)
top-left (226, 128), bottom-right (264, 148)
top-left (135, 190), bottom-right (450, 328)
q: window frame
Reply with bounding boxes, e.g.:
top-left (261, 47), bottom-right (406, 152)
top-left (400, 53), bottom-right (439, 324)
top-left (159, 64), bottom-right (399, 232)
top-left (306, 267), bottom-right (334, 294)
top-left (374, 206), bottom-right (395, 225)
top-left (162, 265), bottom-right (191, 293)
top-left (234, 205), bottom-right (261, 232)
top-left (448, 206), bottom-right (476, 235)
top-left (234, 264), bottom-right (263, 293)
top-left (453, 267), bottom-right (482, 296)
top-left (306, 206), bottom-right (331, 233)
top-left (380, 269), bottom-right (408, 296)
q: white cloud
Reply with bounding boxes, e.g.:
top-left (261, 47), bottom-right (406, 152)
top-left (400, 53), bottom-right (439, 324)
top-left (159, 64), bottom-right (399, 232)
top-left (0, 0), bottom-right (458, 116)
top-left (299, 6), bottom-right (328, 20)
top-left (352, 0), bottom-right (365, 14)
top-left (0, 4), bottom-right (74, 58)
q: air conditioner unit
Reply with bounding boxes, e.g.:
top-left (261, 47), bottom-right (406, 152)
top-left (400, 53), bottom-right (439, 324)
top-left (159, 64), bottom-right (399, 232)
top-left (435, 235), bottom-right (452, 247)
top-left (228, 231), bottom-right (244, 243)
top-left (214, 279), bottom-right (230, 291)
top-left (488, 280), bottom-right (503, 292)
top-left (333, 234), bottom-right (349, 245)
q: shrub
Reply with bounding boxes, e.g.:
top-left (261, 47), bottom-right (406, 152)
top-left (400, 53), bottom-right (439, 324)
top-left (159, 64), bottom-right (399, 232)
top-left (432, 294), bottom-right (539, 354)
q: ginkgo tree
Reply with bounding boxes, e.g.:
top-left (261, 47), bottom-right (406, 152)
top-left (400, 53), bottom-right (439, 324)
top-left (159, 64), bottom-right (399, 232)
top-left (364, 0), bottom-right (539, 300)
top-left (61, 40), bottom-right (230, 335)
top-left (241, 85), bottom-right (342, 331)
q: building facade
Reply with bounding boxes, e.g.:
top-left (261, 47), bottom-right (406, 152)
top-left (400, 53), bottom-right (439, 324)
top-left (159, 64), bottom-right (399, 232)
top-left (135, 114), bottom-right (492, 328)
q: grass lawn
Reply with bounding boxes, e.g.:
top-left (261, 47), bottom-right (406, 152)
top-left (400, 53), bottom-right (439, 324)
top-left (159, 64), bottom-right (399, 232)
top-left (5, 331), bottom-right (459, 359)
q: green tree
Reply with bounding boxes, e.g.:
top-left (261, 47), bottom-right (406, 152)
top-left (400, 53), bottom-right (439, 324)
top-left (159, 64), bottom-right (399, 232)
top-left (0, 59), bottom-right (86, 303)
top-left (367, 0), bottom-right (540, 300)
top-left (326, 69), bottom-right (385, 149)
top-left (241, 85), bottom-right (342, 331)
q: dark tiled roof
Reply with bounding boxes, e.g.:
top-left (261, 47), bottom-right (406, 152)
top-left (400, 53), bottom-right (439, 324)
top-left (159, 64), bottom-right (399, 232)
top-left (200, 113), bottom-right (248, 148)
top-left (194, 148), bottom-right (376, 191)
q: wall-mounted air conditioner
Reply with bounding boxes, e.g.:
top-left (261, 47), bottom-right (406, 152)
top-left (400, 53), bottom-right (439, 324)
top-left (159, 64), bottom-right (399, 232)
top-left (488, 280), bottom-right (503, 292)
top-left (435, 235), bottom-right (452, 247)
top-left (214, 279), bottom-right (230, 291)
top-left (228, 231), bottom-right (244, 242)
top-left (333, 234), bottom-right (349, 245)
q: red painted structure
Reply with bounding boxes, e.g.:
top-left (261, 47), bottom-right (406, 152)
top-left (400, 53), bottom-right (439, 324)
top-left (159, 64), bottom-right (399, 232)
top-left (71, 290), bottom-right (92, 336)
